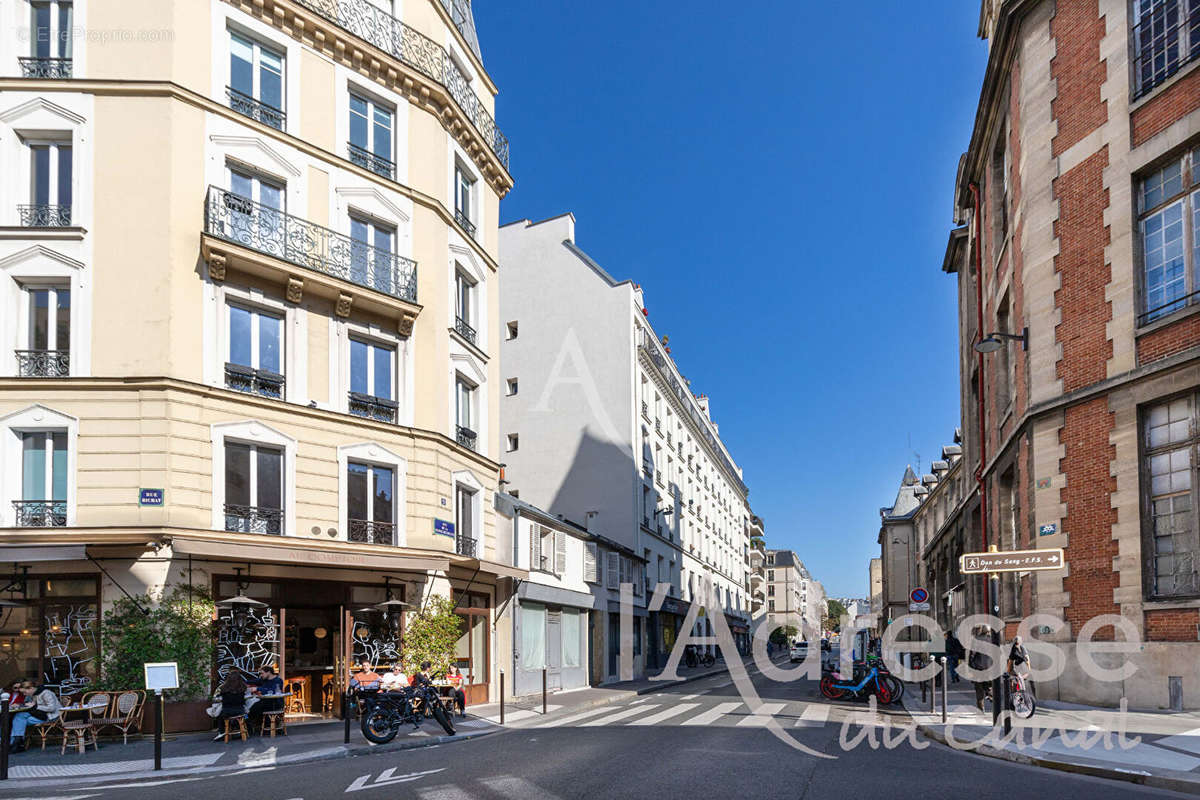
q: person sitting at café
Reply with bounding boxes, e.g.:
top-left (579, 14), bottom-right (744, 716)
top-left (408, 660), bottom-right (433, 686)
top-left (9, 680), bottom-right (62, 752)
top-left (349, 662), bottom-right (382, 691)
top-left (212, 672), bottom-right (249, 740)
top-left (380, 663), bottom-right (408, 691)
top-left (445, 664), bottom-right (467, 718)
top-left (246, 665), bottom-right (284, 733)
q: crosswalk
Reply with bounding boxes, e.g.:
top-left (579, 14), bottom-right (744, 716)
top-left (522, 695), bottom-right (862, 732)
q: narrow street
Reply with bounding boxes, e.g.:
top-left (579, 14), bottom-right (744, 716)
top-left (29, 667), bottom-right (1190, 800)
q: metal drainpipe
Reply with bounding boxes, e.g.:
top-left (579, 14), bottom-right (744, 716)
top-left (968, 183), bottom-right (990, 614)
top-left (511, 505), bottom-right (520, 700)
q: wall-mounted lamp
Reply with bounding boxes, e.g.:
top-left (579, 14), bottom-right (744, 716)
top-left (974, 327), bottom-right (1028, 353)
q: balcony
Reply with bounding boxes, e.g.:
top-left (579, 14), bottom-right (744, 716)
top-left (224, 504), bottom-right (283, 535)
top-left (295, 0), bottom-right (509, 171)
top-left (225, 363), bottom-right (285, 399)
top-left (349, 391), bottom-right (399, 424)
top-left (204, 187), bottom-right (418, 303)
top-left (12, 500), bottom-right (66, 528)
top-left (226, 86), bottom-right (285, 130)
top-left (455, 534), bottom-right (477, 557)
top-left (348, 518), bottom-right (395, 545)
top-left (347, 141), bottom-right (396, 180)
top-left (456, 424), bottom-right (477, 451)
top-left (454, 316), bottom-right (477, 346)
top-left (641, 401), bottom-right (650, 420)
top-left (15, 350), bottom-right (69, 377)
top-left (1132, 2), bottom-right (1200, 99)
top-left (454, 208), bottom-right (477, 238)
top-left (18, 204), bottom-right (71, 227)
top-left (18, 57), bottom-right (72, 78)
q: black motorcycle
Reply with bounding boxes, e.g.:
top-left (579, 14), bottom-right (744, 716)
top-left (358, 674), bottom-right (456, 743)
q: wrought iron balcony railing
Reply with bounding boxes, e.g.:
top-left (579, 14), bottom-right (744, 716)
top-left (15, 350), bottom-right (69, 377)
top-left (347, 141), bottom-right (396, 180)
top-left (348, 518), bottom-right (396, 545)
top-left (454, 316), bottom-right (477, 345)
top-left (295, 0), bottom-right (509, 171)
top-left (454, 208), bottom-right (477, 238)
top-left (205, 186), bottom-right (418, 302)
top-left (224, 504), bottom-right (284, 535)
top-left (1132, 0), bottom-right (1200, 99)
top-left (18, 57), bottom-right (72, 78)
top-left (18, 204), bottom-right (71, 227)
top-left (226, 86), bottom-right (285, 130)
top-left (225, 362), bottom-right (285, 399)
top-left (12, 500), bottom-right (67, 528)
top-left (455, 534), bottom-right (477, 557)
top-left (348, 391), bottom-right (399, 423)
top-left (456, 424), bottom-right (477, 451)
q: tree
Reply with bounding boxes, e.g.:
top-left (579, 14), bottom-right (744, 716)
top-left (769, 625), bottom-right (798, 646)
top-left (401, 595), bottom-right (462, 676)
top-left (823, 599), bottom-right (848, 633)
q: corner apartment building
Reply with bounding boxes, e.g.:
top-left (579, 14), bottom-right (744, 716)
top-left (498, 214), bottom-right (753, 677)
top-left (762, 549), bottom-right (822, 639)
top-left (0, 0), bottom-right (521, 709)
top-left (944, 0), bottom-right (1200, 708)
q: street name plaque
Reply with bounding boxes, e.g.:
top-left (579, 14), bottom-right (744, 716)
top-left (959, 548), bottom-right (1064, 574)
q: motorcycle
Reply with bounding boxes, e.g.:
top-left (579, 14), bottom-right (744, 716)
top-left (358, 674), bottom-right (456, 743)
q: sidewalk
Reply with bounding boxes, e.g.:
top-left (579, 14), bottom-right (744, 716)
top-left (902, 679), bottom-right (1200, 795)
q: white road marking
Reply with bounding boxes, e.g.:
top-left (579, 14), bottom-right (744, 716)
top-left (681, 701), bottom-right (742, 726)
top-left (1152, 727), bottom-right (1200, 755)
top-left (736, 702), bottom-right (786, 727)
top-left (580, 704), bottom-right (661, 726)
top-left (414, 786), bottom-right (475, 800)
top-left (532, 706), bottom-right (617, 727)
top-left (795, 704), bottom-right (831, 727)
top-left (478, 776), bottom-right (565, 799)
top-left (628, 703), bottom-right (701, 726)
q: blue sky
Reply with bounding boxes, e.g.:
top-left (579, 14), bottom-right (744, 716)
top-left (475, 1), bottom-right (990, 598)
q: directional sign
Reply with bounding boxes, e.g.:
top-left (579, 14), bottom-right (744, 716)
top-left (960, 548), bottom-right (1064, 574)
top-left (910, 587), bottom-right (929, 604)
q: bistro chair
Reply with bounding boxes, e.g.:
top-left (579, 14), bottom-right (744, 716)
top-left (284, 677), bottom-right (306, 714)
top-left (221, 714), bottom-right (249, 742)
top-left (259, 709), bottom-right (287, 738)
top-left (93, 690), bottom-right (145, 743)
top-left (60, 719), bottom-right (98, 754)
top-left (28, 718), bottom-right (62, 751)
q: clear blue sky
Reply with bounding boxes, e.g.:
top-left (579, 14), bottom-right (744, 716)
top-left (475, 1), bottom-right (990, 599)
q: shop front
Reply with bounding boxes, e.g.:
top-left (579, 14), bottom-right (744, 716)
top-left (512, 581), bottom-right (592, 696)
top-left (0, 570), bottom-right (99, 694)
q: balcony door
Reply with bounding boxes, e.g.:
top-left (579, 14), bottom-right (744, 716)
top-left (18, 431), bottom-right (67, 527)
top-left (228, 168), bottom-right (285, 256)
top-left (347, 462), bottom-right (394, 545)
top-left (20, 286), bottom-right (69, 377)
top-left (31, 1), bottom-right (72, 59)
top-left (224, 441), bottom-right (284, 535)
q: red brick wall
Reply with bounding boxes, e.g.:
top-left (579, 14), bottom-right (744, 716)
top-left (1132, 67), bottom-right (1200, 148)
top-left (1145, 609), bottom-right (1200, 641)
top-left (1054, 148), bottom-right (1112, 393)
top-left (1137, 314), bottom-right (1200, 364)
top-left (1060, 397), bottom-right (1119, 638)
top-left (1050, 0), bottom-right (1108, 157)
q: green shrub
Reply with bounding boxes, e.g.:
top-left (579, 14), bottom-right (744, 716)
top-left (401, 595), bottom-right (461, 677)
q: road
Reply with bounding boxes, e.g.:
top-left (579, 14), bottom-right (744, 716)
top-left (16, 666), bottom-right (1190, 800)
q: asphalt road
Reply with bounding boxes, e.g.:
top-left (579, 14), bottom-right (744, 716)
top-left (15, 667), bottom-right (1192, 800)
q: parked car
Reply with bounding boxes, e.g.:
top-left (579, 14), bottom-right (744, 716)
top-left (789, 641), bottom-right (809, 662)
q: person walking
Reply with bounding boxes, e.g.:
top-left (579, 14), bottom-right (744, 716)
top-left (968, 635), bottom-right (993, 711)
top-left (944, 631), bottom-right (966, 684)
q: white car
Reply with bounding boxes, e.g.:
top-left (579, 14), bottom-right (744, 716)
top-left (789, 642), bottom-right (809, 662)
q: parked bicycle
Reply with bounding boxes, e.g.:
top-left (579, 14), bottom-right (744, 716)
top-left (357, 673), bottom-right (456, 743)
top-left (683, 645), bottom-right (716, 669)
top-left (819, 663), bottom-right (898, 705)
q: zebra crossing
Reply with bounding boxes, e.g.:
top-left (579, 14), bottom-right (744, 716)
top-left (527, 697), bottom-right (834, 731)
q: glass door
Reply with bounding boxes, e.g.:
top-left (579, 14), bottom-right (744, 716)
top-left (454, 594), bottom-right (489, 705)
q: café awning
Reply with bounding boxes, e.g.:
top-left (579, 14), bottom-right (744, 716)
top-left (0, 545), bottom-right (87, 563)
top-left (168, 535), bottom-right (450, 573)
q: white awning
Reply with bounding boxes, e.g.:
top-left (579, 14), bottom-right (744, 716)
top-left (0, 545), bottom-right (88, 563)
top-left (168, 537), bottom-right (450, 573)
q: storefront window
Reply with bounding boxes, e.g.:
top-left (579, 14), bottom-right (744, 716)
top-left (521, 603), bottom-right (545, 669)
top-left (561, 609), bottom-right (580, 668)
top-left (0, 577), bottom-right (97, 694)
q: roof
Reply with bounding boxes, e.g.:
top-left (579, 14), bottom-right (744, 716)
top-left (448, 0), bottom-right (482, 60)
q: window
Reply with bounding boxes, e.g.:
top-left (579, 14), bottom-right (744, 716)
top-left (1132, 0), bottom-right (1200, 98)
top-left (454, 164), bottom-right (475, 236)
top-left (991, 117), bottom-right (1010, 247)
top-left (561, 609), bottom-right (581, 668)
top-left (224, 442), bottom-right (284, 535)
top-left (455, 376), bottom-right (476, 450)
top-left (506, 321), bottom-right (518, 340)
top-left (18, 286), bottom-right (69, 377)
top-left (225, 304), bottom-right (284, 398)
top-left (348, 92), bottom-right (394, 179)
top-left (15, 431), bottom-right (67, 527)
top-left (227, 167), bottom-right (285, 250)
top-left (1140, 149), bottom-right (1200, 323)
top-left (584, 543), bottom-right (599, 583)
top-left (21, 141), bottom-right (71, 227)
top-left (507, 434), bottom-right (519, 452)
top-left (995, 295), bottom-right (1013, 411)
top-left (454, 271), bottom-right (477, 345)
top-left (350, 216), bottom-right (397, 295)
top-left (769, 599), bottom-right (775, 612)
top-left (521, 603), bottom-right (545, 669)
top-left (347, 462), bottom-right (394, 545)
top-left (29, 1), bottom-right (72, 60)
top-left (455, 485), bottom-right (476, 556)
top-left (506, 378), bottom-right (518, 396)
top-left (1144, 394), bottom-right (1200, 597)
top-left (229, 31), bottom-right (285, 129)
top-left (348, 338), bottom-right (397, 423)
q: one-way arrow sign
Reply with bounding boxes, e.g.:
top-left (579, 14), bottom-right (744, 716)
top-left (346, 767), bottom-right (446, 792)
top-left (959, 548), bottom-right (1065, 574)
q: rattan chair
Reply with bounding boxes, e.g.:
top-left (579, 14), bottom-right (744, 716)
top-left (259, 709), bottom-right (287, 737)
top-left (92, 690), bottom-right (145, 743)
top-left (60, 719), bottom-right (98, 754)
top-left (221, 715), bottom-right (249, 742)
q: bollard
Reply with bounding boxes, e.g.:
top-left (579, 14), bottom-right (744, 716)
top-left (1001, 676), bottom-right (1012, 736)
top-left (153, 691), bottom-right (163, 771)
top-left (0, 692), bottom-right (10, 781)
top-left (499, 671), bottom-right (505, 726)
top-left (542, 668), bottom-right (547, 715)
top-left (343, 690), bottom-right (351, 744)
top-left (940, 658), bottom-right (948, 724)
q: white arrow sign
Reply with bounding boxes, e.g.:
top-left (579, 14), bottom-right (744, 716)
top-left (346, 767), bottom-right (446, 793)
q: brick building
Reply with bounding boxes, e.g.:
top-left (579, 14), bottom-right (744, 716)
top-left (945, 0), bottom-right (1200, 709)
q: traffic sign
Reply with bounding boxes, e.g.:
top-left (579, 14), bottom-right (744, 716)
top-left (908, 602), bottom-right (931, 611)
top-left (960, 548), bottom-right (1064, 574)
top-left (910, 587), bottom-right (929, 604)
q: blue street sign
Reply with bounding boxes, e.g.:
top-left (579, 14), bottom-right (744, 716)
top-left (139, 488), bottom-right (164, 507)
top-left (433, 519), bottom-right (455, 537)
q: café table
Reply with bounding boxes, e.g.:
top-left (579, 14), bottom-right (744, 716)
top-left (58, 700), bottom-right (108, 754)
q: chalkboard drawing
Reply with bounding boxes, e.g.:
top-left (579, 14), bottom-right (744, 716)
top-left (216, 607), bottom-right (280, 682)
top-left (351, 616), bottom-right (400, 667)
top-left (43, 604), bottom-right (98, 694)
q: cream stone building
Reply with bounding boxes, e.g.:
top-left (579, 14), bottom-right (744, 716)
top-left (0, 0), bottom-right (521, 712)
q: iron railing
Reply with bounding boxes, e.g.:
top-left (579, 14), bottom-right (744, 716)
top-left (456, 424), bottom-right (477, 450)
top-left (18, 57), bottom-right (72, 78)
top-left (348, 391), bottom-right (399, 423)
top-left (348, 518), bottom-right (396, 545)
top-left (1138, 288), bottom-right (1200, 326)
top-left (454, 208), bottom-right (477, 238)
top-left (225, 362), bottom-right (285, 399)
top-left (454, 316), bottom-right (477, 345)
top-left (224, 504), bottom-right (284, 535)
top-left (455, 534), bottom-right (477, 557)
top-left (12, 500), bottom-right (67, 527)
top-left (347, 141), bottom-right (396, 180)
top-left (205, 186), bottom-right (418, 302)
top-left (15, 350), bottom-right (69, 377)
top-left (1132, 0), bottom-right (1200, 99)
top-left (226, 86), bottom-right (285, 130)
top-left (295, 0), bottom-right (510, 170)
top-left (18, 204), bottom-right (71, 227)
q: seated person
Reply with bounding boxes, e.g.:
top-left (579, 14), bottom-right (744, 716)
top-left (445, 664), bottom-right (467, 717)
top-left (8, 680), bottom-right (61, 753)
top-left (247, 665), bottom-right (284, 733)
top-left (380, 663), bottom-right (408, 691)
top-left (212, 672), bottom-right (249, 741)
top-left (408, 660), bottom-right (433, 686)
top-left (349, 662), bottom-right (382, 691)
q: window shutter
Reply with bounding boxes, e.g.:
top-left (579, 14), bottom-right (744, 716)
top-left (531, 525), bottom-right (541, 571)
top-left (584, 543), bottom-right (598, 583)
top-left (606, 552), bottom-right (619, 589)
top-left (554, 529), bottom-right (567, 576)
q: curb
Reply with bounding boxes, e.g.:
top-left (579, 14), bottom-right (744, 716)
top-left (0, 725), bottom-right (500, 790)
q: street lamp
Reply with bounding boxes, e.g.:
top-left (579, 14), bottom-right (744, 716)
top-left (216, 566), bottom-right (266, 632)
top-left (973, 327), bottom-right (1028, 353)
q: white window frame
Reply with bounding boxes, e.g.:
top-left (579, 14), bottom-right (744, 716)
top-left (228, 29), bottom-right (285, 112)
top-left (210, 420), bottom-right (296, 536)
top-left (452, 468), bottom-right (484, 556)
top-left (212, 284), bottom-right (301, 403)
top-left (25, 137), bottom-right (72, 211)
top-left (0, 404), bottom-right (78, 527)
top-left (338, 442), bottom-right (408, 546)
top-left (20, 282), bottom-right (70, 354)
top-left (349, 334), bottom-right (397, 402)
top-left (348, 89), bottom-right (394, 162)
top-left (1139, 148), bottom-right (1200, 324)
top-left (28, 0), bottom-right (74, 60)
top-left (334, 318), bottom-right (407, 419)
top-left (0, 247), bottom-right (88, 377)
top-left (226, 300), bottom-right (284, 373)
top-left (454, 162), bottom-right (474, 223)
top-left (449, 245), bottom-right (488, 353)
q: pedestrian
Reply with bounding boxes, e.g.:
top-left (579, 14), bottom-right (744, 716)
top-left (944, 630), bottom-right (966, 684)
top-left (967, 634), bottom-right (992, 711)
top-left (1006, 635), bottom-right (1029, 675)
